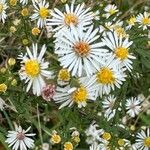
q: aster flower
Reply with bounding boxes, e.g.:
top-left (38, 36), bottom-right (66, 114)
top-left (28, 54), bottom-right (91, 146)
top-left (133, 128), bottom-right (150, 150)
top-left (54, 25), bottom-right (107, 77)
top-left (53, 79), bottom-right (97, 109)
top-left (47, 3), bottom-right (94, 31)
top-left (0, 0), bottom-right (8, 23)
top-left (136, 12), bottom-right (150, 30)
top-left (102, 31), bottom-right (135, 71)
top-left (30, 0), bottom-right (50, 28)
top-left (5, 126), bottom-right (35, 150)
top-left (126, 16), bottom-right (136, 30)
top-left (18, 43), bottom-right (53, 96)
top-left (80, 55), bottom-right (126, 97)
top-left (104, 4), bottom-right (119, 18)
top-left (102, 95), bottom-right (117, 121)
top-left (125, 97), bottom-right (142, 118)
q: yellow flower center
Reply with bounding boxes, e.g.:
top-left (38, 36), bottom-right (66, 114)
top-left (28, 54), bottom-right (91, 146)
top-left (74, 41), bottom-right (90, 57)
top-left (10, 0), bottom-right (17, 6)
top-left (102, 132), bottom-right (111, 141)
top-left (25, 60), bottom-right (40, 78)
top-left (21, 8), bottom-right (29, 16)
top-left (115, 47), bottom-right (129, 60)
top-left (115, 27), bottom-right (127, 37)
top-left (39, 7), bottom-right (49, 18)
top-left (144, 137), bottom-right (150, 147)
top-left (51, 134), bottom-right (61, 144)
top-left (64, 13), bottom-right (78, 26)
top-left (127, 16), bottom-right (136, 25)
top-left (118, 139), bottom-right (125, 146)
top-left (32, 27), bottom-right (41, 36)
top-left (109, 9), bottom-right (116, 15)
top-left (58, 69), bottom-right (70, 81)
top-left (64, 142), bottom-right (73, 150)
top-left (96, 67), bottom-right (115, 84)
top-left (142, 17), bottom-right (150, 25)
top-left (72, 87), bottom-right (88, 104)
top-left (0, 4), bottom-right (3, 13)
top-left (0, 83), bottom-right (7, 93)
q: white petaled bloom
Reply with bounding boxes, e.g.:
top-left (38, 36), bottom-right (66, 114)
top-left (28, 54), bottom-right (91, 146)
top-left (134, 128), bottom-right (150, 150)
top-left (125, 97), bottom-right (142, 118)
top-left (5, 126), bottom-right (35, 150)
top-left (136, 12), bottom-right (150, 30)
top-left (30, 0), bottom-right (50, 28)
top-left (0, 0), bottom-right (8, 23)
top-left (47, 3), bottom-right (94, 31)
top-left (18, 43), bottom-right (53, 96)
top-left (85, 122), bottom-right (104, 144)
top-left (102, 31), bottom-right (135, 71)
top-left (53, 80), bottom-right (97, 109)
top-left (104, 4), bottom-right (119, 18)
top-left (20, 0), bottom-right (28, 5)
top-left (54, 25), bottom-right (108, 77)
top-left (80, 55), bottom-right (126, 97)
top-left (102, 95), bottom-right (116, 121)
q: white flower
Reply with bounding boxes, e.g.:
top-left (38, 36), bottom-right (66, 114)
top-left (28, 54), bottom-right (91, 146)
top-left (20, 0), bottom-right (28, 5)
top-left (53, 79), bottom-right (97, 109)
top-left (18, 43), bottom-right (53, 96)
top-left (85, 122), bottom-right (104, 144)
top-left (102, 31), bottom-right (135, 71)
top-left (5, 126), bottom-right (35, 150)
top-left (89, 142), bottom-right (101, 150)
top-left (134, 128), bottom-right (150, 150)
top-left (0, 0), bottom-right (8, 23)
top-left (102, 95), bottom-right (116, 121)
top-left (47, 3), bottom-right (94, 31)
top-left (125, 97), bottom-right (142, 118)
top-left (54, 25), bottom-right (107, 77)
top-left (30, 0), bottom-right (50, 28)
top-left (104, 4), bottom-right (118, 18)
top-left (136, 12), bottom-right (150, 30)
top-left (80, 55), bottom-right (126, 97)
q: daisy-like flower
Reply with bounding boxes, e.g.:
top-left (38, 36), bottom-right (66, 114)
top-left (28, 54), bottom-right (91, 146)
top-left (18, 43), bottom-right (53, 96)
top-left (30, 0), bottom-right (50, 28)
top-left (0, 0), bottom-right (8, 23)
top-left (136, 12), bottom-right (150, 30)
top-left (5, 126), bottom-right (35, 150)
top-left (102, 95), bottom-right (116, 121)
top-left (80, 55), bottom-right (126, 97)
top-left (104, 4), bottom-right (119, 18)
top-left (102, 31), bottom-right (135, 71)
top-left (53, 79), bottom-right (97, 109)
top-left (125, 97), bottom-right (142, 118)
top-left (20, 0), bottom-right (28, 5)
top-left (54, 25), bottom-right (107, 77)
top-left (126, 16), bottom-right (136, 30)
top-left (134, 128), bottom-right (150, 150)
top-left (47, 3), bottom-right (94, 31)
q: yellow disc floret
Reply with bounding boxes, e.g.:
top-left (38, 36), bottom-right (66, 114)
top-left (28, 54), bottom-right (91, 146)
top-left (25, 60), bottom-right (40, 78)
top-left (74, 41), bottom-right (90, 57)
top-left (64, 13), bottom-right (78, 26)
top-left (102, 132), bottom-right (111, 141)
top-left (144, 137), bottom-right (150, 147)
top-left (118, 139), bottom-right (125, 146)
top-left (72, 87), bottom-right (88, 104)
top-left (0, 83), bottom-right (7, 93)
top-left (58, 68), bottom-right (70, 81)
top-left (39, 7), bottom-right (49, 18)
top-left (142, 17), bottom-right (150, 25)
top-left (50, 133), bottom-right (61, 144)
top-left (96, 67), bottom-right (115, 84)
top-left (64, 142), bottom-right (73, 150)
top-left (32, 27), bottom-right (41, 36)
top-left (115, 47), bottom-right (129, 60)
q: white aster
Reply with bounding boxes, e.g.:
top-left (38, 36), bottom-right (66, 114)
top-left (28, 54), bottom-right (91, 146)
top-left (136, 12), bottom-right (150, 30)
top-left (125, 97), bottom-right (142, 118)
top-left (102, 31), bottom-right (135, 71)
top-left (18, 43), bottom-right (53, 96)
top-left (102, 95), bottom-right (116, 121)
top-left (54, 25), bottom-right (108, 77)
top-left (0, 0), bottom-right (8, 23)
top-left (80, 55), bottom-right (126, 97)
top-left (53, 79), bottom-right (97, 109)
top-left (5, 126), bottom-right (35, 150)
top-left (133, 128), bottom-right (150, 150)
top-left (47, 3), bottom-right (94, 31)
top-left (30, 0), bottom-right (50, 28)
